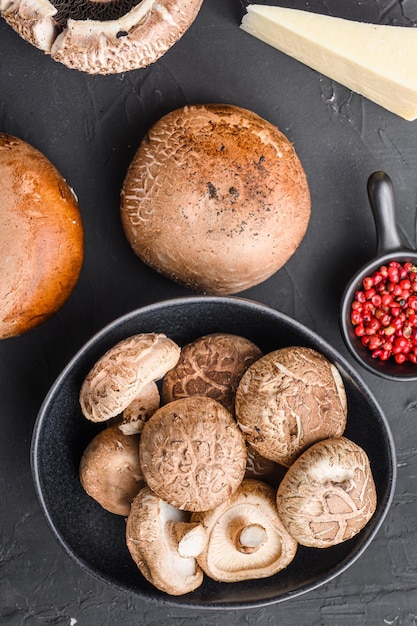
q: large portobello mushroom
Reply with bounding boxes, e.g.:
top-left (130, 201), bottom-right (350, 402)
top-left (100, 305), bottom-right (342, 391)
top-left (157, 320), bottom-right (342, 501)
top-left (0, 0), bottom-right (203, 74)
top-left (120, 103), bottom-right (311, 295)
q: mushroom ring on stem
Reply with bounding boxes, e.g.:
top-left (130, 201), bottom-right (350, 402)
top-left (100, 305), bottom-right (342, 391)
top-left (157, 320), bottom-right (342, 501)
top-left (276, 437), bottom-right (377, 548)
top-left (120, 103), bottom-right (311, 295)
top-left (191, 479), bottom-right (297, 582)
top-left (235, 346), bottom-right (347, 467)
top-left (79, 332), bottom-right (180, 424)
top-left (139, 396), bottom-right (247, 512)
top-left (79, 424), bottom-right (144, 516)
top-left (1, 0), bottom-right (204, 74)
top-left (126, 486), bottom-right (206, 596)
top-left (162, 332), bottom-right (263, 413)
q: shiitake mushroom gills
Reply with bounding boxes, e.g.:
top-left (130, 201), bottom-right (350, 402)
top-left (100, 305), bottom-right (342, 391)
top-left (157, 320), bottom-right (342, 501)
top-left (1, 0), bottom-right (203, 74)
top-left (120, 103), bottom-right (311, 295)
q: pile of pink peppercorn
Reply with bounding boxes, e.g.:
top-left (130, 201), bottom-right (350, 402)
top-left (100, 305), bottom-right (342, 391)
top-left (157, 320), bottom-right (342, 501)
top-left (351, 261), bottom-right (417, 363)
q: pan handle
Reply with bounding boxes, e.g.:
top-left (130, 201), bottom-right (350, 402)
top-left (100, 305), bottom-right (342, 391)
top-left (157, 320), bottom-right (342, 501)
top-left (367, 171), bottom-right (404, 256)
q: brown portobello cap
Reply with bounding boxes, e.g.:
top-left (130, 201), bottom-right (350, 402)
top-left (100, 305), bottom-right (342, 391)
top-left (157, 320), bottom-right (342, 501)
top-left (0, 133), bottom-right (83, 340)
top-left (162, 332), bottom-right (263, 413)
top-left (79, 424), bottom-right (144, 516)
top-left (139, 396), bottom-right (247, 512)
top-left (276, 437), bottom-right (377, 548)
top-left (191, 479), bottom-right (298, 583)
top-left (120, 103), bottom-right (311, 295)
top-left (1, 0), bottom-right (203, 74)
top-left (235, 346), bottom-right (348, 467)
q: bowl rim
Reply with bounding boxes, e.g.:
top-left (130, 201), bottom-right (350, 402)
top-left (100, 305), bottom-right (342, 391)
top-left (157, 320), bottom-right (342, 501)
top-left (31, 295), bottom-right (397, 610)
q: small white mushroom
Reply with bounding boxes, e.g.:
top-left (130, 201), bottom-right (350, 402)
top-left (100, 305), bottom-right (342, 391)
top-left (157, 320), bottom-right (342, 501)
top-left (79, 424), bottom-right (144, 516)
top-left (126, 486), bottom-right (206, 596)
top-left (79, 332), bottom-right (180, 423)
top-left (235, 346), bottom-right (347, 467)
top-left (276, 437), bottom-right (377, 548)
top-left (191, 479), bottom-right (298, 582)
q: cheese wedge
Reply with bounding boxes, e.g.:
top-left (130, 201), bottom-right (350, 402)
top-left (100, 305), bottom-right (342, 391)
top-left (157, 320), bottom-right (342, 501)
top-left (241, 5), bottom-right (417, 121)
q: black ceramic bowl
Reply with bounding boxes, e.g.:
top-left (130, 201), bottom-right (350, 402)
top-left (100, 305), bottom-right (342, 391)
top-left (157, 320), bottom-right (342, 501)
top-left (341, 171), bottom-right (417, 380)
top-left (32, 296), bottom-right (396, 609)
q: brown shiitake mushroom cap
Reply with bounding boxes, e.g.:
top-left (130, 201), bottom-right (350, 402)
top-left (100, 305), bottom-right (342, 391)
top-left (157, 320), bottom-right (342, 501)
top-left (0, 133), bottom-right (83, 340)
top-left (1, 0), bottom-right (203, 74)
top-left (235, 346), bottom-right (347, 467)
top-left (120, 103), bottom-right (311, 295)
top-left (139, 396), bottom-right (247, 512)
top-left (162, 333), bottom-right (263, 413)
top-left (126, 486), bottom-right (205, 595)
top-left (191, 479), bottom-right (297, 582)
top-left (79, 424), bottom-right (144, 516)
top-left (79, 332), bottom-right (180, 423)
top-left (276, 437), bottom-right (377, 548)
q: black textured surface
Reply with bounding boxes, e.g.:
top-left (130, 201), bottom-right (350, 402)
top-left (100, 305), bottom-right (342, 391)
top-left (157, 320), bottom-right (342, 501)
top-left (2, 0), bottom-right (417, 624)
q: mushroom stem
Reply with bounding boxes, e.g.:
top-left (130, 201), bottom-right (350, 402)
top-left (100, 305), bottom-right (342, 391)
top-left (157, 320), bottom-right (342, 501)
top-left (166, 521), bottom-right (207, 558)
top-left (229, 517), bottom-right (268, 553)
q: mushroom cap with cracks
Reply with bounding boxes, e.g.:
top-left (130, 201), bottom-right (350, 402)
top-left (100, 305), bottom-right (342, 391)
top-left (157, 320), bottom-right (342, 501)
top-left (120, 103), bottom-right (311, 295)
top-left (79, 424), bottom-right (144, 516)
top-left (139, 396), bottom-right (247, 512)
top-left (191, 479), bottom-right (297, 582)
top-left (79, 332), bottom-right (180, 423)
top-left (235, 346), bottom-right (347, 467)
top-left (162, 332), bottom-right (263, 414)
top-left (276, 437), bottom-right (377, 548)
top-left (126, 486), bottom-right (206, 596)
top-left (1, 0), bottom-right (204, 75)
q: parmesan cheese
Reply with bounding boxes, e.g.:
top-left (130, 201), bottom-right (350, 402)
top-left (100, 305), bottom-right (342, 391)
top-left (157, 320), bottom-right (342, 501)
top-left (240, 5), bottom-right (417, 121)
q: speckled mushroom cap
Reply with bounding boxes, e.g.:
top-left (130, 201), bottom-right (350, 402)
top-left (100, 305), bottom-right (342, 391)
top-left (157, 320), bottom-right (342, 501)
top-left (120, 103), bottom-right (311, 295)
top-left (139, 396), bottom-right (247, 512)
top-left (0, 133), bottom-right (83, 340)
top-left (162, 333), bottom-right (263, 413)
top-left (79, 332), bottom-right (180, 422)
top-left (235, 346), bottom-right (347, 467)
top-left (1, 0), bottom-right (203, 74)
top-left (79, 424), bottom-right (144, 516)
top-left (276, 437), bottom-right (377, 548)
top-left (191, 479), bottom-right (298, 582)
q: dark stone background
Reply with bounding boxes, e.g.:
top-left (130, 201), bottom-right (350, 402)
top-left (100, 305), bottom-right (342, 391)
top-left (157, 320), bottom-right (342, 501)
top-left (1, 1), bottom-right (417, 623)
